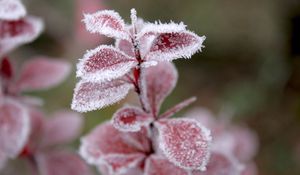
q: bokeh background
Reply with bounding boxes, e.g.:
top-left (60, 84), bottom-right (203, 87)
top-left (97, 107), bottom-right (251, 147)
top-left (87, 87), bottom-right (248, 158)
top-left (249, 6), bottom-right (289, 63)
top-left (11, 0), bottom-right (300, 174)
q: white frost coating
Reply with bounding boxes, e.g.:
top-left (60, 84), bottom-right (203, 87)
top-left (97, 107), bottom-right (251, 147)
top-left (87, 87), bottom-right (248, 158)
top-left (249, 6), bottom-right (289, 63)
top-left (0, 16), bottom-right (44, 56)
top-left (0, 0), bottom-right (26, 20)
top-left (0, 98), bottom-right (30, 158)
top-left (136, 21), bottom-right (187, 40)
top-left (130, 8), bottom-right (137, 28)
top-left (76, 45), bottom-right (137, 83)
top-left (155, 118), bottom-right (212, 171)
top-left (79, 137), bottom-right (101, 165)
top-left (100, 153), bottom-right (144, 175)
top-left (71, 80), bottom-right (134, 112)
top-left (140, 60), bottom-right (158, 68)
top-left (147, 31), bottom-right (206, 62)
top-left (112, 105), bottom-right (153, 132)
top-left (83, 10), bottom-right (129, 40)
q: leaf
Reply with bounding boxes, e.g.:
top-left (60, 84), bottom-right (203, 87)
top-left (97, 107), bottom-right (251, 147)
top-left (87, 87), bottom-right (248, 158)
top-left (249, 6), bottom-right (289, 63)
top-left (112, 106), bottom-right (153, 132)
top-left (83, 10), bottom-right (129, 39)
top-left (101, 154), bottom-right (145, 175)
top-left (76, 45), bottom-right (137, 82)
top-left (155, 118), bottom-right (212, 170)
top-left (0, 16), bottom-right (43, 56)
top-left (159, 97), bottom-right (197, 119)
top-left (141, 62), bottom-right (178, 116)
top-left (17, 57), bottom-right (71, 92)
top-left (139, 21), bottom-right (205, 61)
top-left (79, 122), bottom-right (150, 165)
top-left (0, 57), bottom-right (13, 80)
top-left (144, 155), bottom-right (189, 175)
top-left (241, 162), bottom-right (257, 175)
top-left (0, 98), bottom-right (30, 158)
top-left (0, 151), bottom-right (7, 170)
top-left (41, 111), bottom-right (83, 147)
top-left (36, 150), bottom-right (92, 175)
top-left (115, 39), bottom-right (135, 57)
top-left (191, 151), bottom-right (243, 175)
top-left (71, 79), bottom-right (133, 112)
top-left (0, 0), bottom-right (26, 20)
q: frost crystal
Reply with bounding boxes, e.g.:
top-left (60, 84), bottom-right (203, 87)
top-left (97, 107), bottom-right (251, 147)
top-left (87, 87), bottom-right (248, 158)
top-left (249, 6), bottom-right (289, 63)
top-left (0, 0), bottom-right (26, 20)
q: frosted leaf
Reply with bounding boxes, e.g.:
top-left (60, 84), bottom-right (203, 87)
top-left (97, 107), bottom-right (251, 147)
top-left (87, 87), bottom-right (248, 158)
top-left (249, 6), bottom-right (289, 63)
top-left (0, 0), bottom-right (26, 20)
top-left (191, 151), bottom-right (244, 175)
top-left (36, 150), bottom-right (92, 175)
top-left (159, 97), bottom-right (197, 119)
top-left (155, 118), bottom-right (212, 170)
top-left (0, 16), bottom-right (43, 56)
top-left (16, 57), bottom-right (71, 92)
top-left (101, 153), bottom-right (145, 175)
top-left (79, 122), bottom-right (149, 165)
top-left (214, 126), bottom-right (258, 162)
top-left (71, 79), bottom-right (133, 112)
top-left (112, 106), bottom-right (153, 132)
top-left (77, 45), bottom-right (137, 82)
top-left (147, 31), bottom-right (205, 61)
top-left (144, 155), bottom-right (189, 175)
top-left (141, 62), bottom-right (178, 116)
top-left (83, 10), bottom-right (129, 39)
top-left (115, 39), bottom-right (135, 57)
top-left (41, 111), bottom-right (83, 147)
top-left (0, 98), bottom-right (30, 158)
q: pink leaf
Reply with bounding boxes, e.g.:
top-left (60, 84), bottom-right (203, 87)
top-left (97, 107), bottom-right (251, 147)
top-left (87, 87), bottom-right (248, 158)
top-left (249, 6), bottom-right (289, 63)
top-left (0, 57), bottom-right (13, 80)
top-left (144, 155), bottom-right (189, 175)
top-left (41, 111), bottom-right (83, 147)
top-left (141, 61), bottom-right (178, 116)
top-left (159, 97), bottom-right (197, 119)
top-left (115, 39), bottom-right (135, 57)
top-left (17, 57), bottom-right (71, 92)
top-left (76, 45), bottom-right (137, 82)
top-left (141, 22), bottom-right (205, 61)
top-left (0, 98), bottom-right (30, 158)
top-left (101, 154), bottom-right (145, 175)
top-left (192, 151), bottom-right (244, 175)
top-left (0, 0), bottom-right (26, 20)
top-left (155, 118), bottom-right (212, 170)
top-left (71, 79), bottom-right (133, 112)
top-left (83, 10), bottom-right (129, 39)
top-left (0, 16), bottom-right (43, 56)
top-left (36, 150), bottom-right (92, 175)
top-left (112, 106), bottom-right (153, 132)
top-left (79, 122), bottom-right (150, 165)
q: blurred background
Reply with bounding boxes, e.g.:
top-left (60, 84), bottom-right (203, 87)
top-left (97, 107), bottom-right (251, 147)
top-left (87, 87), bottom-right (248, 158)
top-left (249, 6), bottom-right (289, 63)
top-left (11, 0), bottom-right (300, 174)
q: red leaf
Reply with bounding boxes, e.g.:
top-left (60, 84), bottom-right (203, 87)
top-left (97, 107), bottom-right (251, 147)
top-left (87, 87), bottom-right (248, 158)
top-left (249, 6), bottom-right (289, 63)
top-left (83, 10), bottom-right (129, 39)
top-left (155, 118), bottom-right (212, 170)
top-left (101, 154), bottom-right (145, 175)
top-left (0, 0), bottom-right (26, 20)
top-left (191, 151), bottom-right (243, 175)
top-left (112, 106), bottom-right (153, 132)
top-left (0, 98), bottom-right (30, 158)
top-left (144, 155), bottom-right (189, 175)
top-left (36, 150), bottom-right (92, 175)
top-left (79, 122), bottom-right (150, 165)
top-left (41, 111), bottom-right (83, 147)
top-left (0, 57), bottom-right (13, 79)
top-left (71, 79), bottom-right (133, 112)
top-left (141, 62), bottom-right (178, 116)
top-left (145, 28), bottom-right (205, 61)
top-left (0, 16), bottom-right (43, 56)
top-left (17, 57), bottom-right (71, 92)
top-left (77, 45), bottom-right (137, 82)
